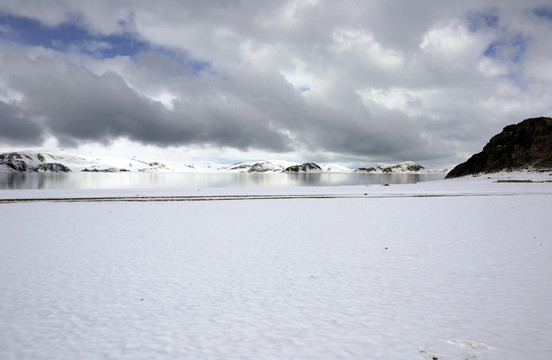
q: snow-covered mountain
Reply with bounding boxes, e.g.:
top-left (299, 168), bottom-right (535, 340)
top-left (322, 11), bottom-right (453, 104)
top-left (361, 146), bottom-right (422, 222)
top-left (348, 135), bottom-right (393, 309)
top-left (0, 150), bottom-right (436, 174)
top-left (354, 161), bottom-right (425, 173)
top-left (219, 160), bottom-right (297, 173)
top-left (0, 151), bottom-right (81, 172)
top-left (248, 160), bottom-right (300, 173)
top-left (0, 151), bottom-right (198, 173)
top-left (218, 160), bottom-right (300, 173)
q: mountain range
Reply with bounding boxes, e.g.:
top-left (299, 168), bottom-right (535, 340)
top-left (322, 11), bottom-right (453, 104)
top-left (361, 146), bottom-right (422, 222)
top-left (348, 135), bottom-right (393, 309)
top-left (0, 150), bottom-right (433, 174)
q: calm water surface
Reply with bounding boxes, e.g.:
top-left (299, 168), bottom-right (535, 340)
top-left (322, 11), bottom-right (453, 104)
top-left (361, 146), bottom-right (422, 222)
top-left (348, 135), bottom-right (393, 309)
top-left (0, 172), bottom-right (444, 190)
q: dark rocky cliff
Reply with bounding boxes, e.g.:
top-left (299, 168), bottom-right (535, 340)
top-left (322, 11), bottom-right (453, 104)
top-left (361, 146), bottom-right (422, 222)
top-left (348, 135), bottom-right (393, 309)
top-left (446, 117), bottom-right (552, 178)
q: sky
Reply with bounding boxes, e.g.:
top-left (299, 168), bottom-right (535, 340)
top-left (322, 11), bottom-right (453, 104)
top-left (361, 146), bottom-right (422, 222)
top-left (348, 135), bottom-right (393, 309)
top-left (0, 0), bottom-right (551, 169)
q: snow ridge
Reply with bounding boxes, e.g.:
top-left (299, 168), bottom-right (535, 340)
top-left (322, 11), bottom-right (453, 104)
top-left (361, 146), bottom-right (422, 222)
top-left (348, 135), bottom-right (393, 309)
top-left (354, 161), bottom-right (425, 174)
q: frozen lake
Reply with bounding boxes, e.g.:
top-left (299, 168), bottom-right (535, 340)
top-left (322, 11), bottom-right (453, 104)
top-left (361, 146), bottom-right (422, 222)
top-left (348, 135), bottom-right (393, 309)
top-left (0, 172), bottom-right (444, 190)
top-left (1, 176), bottom-right (551, 359)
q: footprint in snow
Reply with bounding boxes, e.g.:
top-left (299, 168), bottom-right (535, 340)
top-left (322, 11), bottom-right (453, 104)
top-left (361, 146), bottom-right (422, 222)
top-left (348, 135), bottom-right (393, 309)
top-left (417, 348), bottom-right (439, 360)
top-left (448, 339), bottom-right (490, 351)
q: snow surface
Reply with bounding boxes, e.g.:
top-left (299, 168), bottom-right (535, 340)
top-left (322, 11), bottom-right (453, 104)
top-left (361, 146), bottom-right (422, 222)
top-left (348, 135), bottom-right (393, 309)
top-left (320, 163), bottom-right (353, 173)
top-left (1, 174), bottom-right (551, 359)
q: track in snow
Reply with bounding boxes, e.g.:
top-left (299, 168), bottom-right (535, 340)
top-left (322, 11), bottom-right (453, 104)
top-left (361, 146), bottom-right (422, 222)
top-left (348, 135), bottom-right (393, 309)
top-left (1, 192), bottom-right (551, 204)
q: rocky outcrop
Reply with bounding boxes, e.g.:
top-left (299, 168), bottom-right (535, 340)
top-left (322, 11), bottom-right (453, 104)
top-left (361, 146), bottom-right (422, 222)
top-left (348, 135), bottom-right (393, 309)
top-left (446, 117), bottom-right (552, 178)
top-left (283, 162), bottom-right (322, 173)
top-left (1, 159), bottom-right (30, 171)
top-left (82, 168), bottom-right (128, 172)
top-left (0, 152), bottom-right (32, 171)
top-left (36, 163), bottom-right (71, 172)
top-left (354, 161), bottom-right (425, 173)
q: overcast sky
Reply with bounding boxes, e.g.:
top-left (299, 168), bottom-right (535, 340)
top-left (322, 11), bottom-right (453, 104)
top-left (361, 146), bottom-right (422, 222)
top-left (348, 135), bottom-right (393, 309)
top-left (1, 0), bottom-right (551, 168)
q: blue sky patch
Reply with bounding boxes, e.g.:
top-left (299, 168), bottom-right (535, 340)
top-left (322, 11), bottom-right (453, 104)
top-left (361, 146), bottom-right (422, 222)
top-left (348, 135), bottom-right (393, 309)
top-left (483, 33), bottom-right (526, 64)
top-left (0, 13), bottom-right (149, 58)
top-left (533, 6), bottom-right (552, 22)
top-left (0, 13), bottom-right (214, 74)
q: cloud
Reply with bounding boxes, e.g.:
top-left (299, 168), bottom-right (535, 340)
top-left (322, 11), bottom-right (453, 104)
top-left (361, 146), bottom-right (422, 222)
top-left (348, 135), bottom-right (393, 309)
top-left (1, 0), bottom-right (552, 167)
top-left (0, 100), bottom-right (44, 145)
top-left (3, 52), bottom-right (297, 151)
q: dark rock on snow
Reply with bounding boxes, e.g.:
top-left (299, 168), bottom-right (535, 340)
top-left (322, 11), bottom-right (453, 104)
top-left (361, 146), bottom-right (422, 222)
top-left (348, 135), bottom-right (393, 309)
top-left (446, 117), bottom-right (552, 178)
top-left (0, 152), bottom-right (30, 171)
top-left (36, 163), bottom-right (71, 172)
top-left (283, 162), bottom-right (322, 172)
top-left (355, 162), bottom-right (424, 173)
top-left (2, 159), bottom-right (29, 171)
top-left (248, 162), bottom-right (272, 172)
top-left (82, 168), bottom-right (127, 172)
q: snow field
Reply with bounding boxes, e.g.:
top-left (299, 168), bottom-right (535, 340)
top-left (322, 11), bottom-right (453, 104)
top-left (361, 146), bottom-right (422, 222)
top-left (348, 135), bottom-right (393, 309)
top-left (1, 182), bottom-right (551, 359)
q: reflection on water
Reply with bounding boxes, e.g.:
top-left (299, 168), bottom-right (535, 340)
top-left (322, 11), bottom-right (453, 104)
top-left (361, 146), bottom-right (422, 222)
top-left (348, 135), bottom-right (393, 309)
top-left (0, 172), bottom-right (444, 190)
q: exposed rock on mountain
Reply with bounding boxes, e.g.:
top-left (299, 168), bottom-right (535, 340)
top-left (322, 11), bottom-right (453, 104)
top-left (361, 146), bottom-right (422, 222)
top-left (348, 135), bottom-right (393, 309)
top-left (0, 152), bottom-right (72, 172)
top-left (0, 153), bottom-right (33, 171)
top-left (82, 168), bottom-right (128, 172)
top-left (1, 159), bottom-right (29, 171)
top-left (354, 161), bottom-right (425, 173)
top-left (283, 162), bottom-right (322, 173)
top-left (225, 162), bottom-right (252, 171)
top-left (36, 163), bottom-right (71, 172)
top-left (446, 117), bottom-right (552, 178)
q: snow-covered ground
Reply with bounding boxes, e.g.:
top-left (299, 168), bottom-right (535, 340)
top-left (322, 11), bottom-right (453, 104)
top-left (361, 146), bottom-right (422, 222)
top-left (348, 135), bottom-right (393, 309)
top-left (1, 173), bottom-right (551, 359)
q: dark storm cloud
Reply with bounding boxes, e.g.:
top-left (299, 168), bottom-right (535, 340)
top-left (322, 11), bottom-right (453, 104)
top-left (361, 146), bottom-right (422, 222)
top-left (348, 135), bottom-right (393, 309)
top-left (3, 54), bottom-right (293, 151)
top-left (0, 100), bottom-right (44, 145)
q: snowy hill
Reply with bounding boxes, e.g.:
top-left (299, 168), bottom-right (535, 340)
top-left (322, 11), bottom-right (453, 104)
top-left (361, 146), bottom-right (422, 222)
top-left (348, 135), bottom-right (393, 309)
top-left (218, 160), bottom-right (300, 173)
top-left (248, 160), bottom-right (300, 173)
top-left (321, 163), bottom-right (352, 172)
top-left (0, 151), bottom-right (197, 173)
top-left (354, 161), bottom-right (425, 174)
top-left (0, 151), bottom-right (83, 172)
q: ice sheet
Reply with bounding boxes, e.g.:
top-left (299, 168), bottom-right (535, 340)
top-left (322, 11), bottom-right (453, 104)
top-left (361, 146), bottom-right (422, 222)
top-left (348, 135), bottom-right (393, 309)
top-left (1, 178), bottom-right (551, 359)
